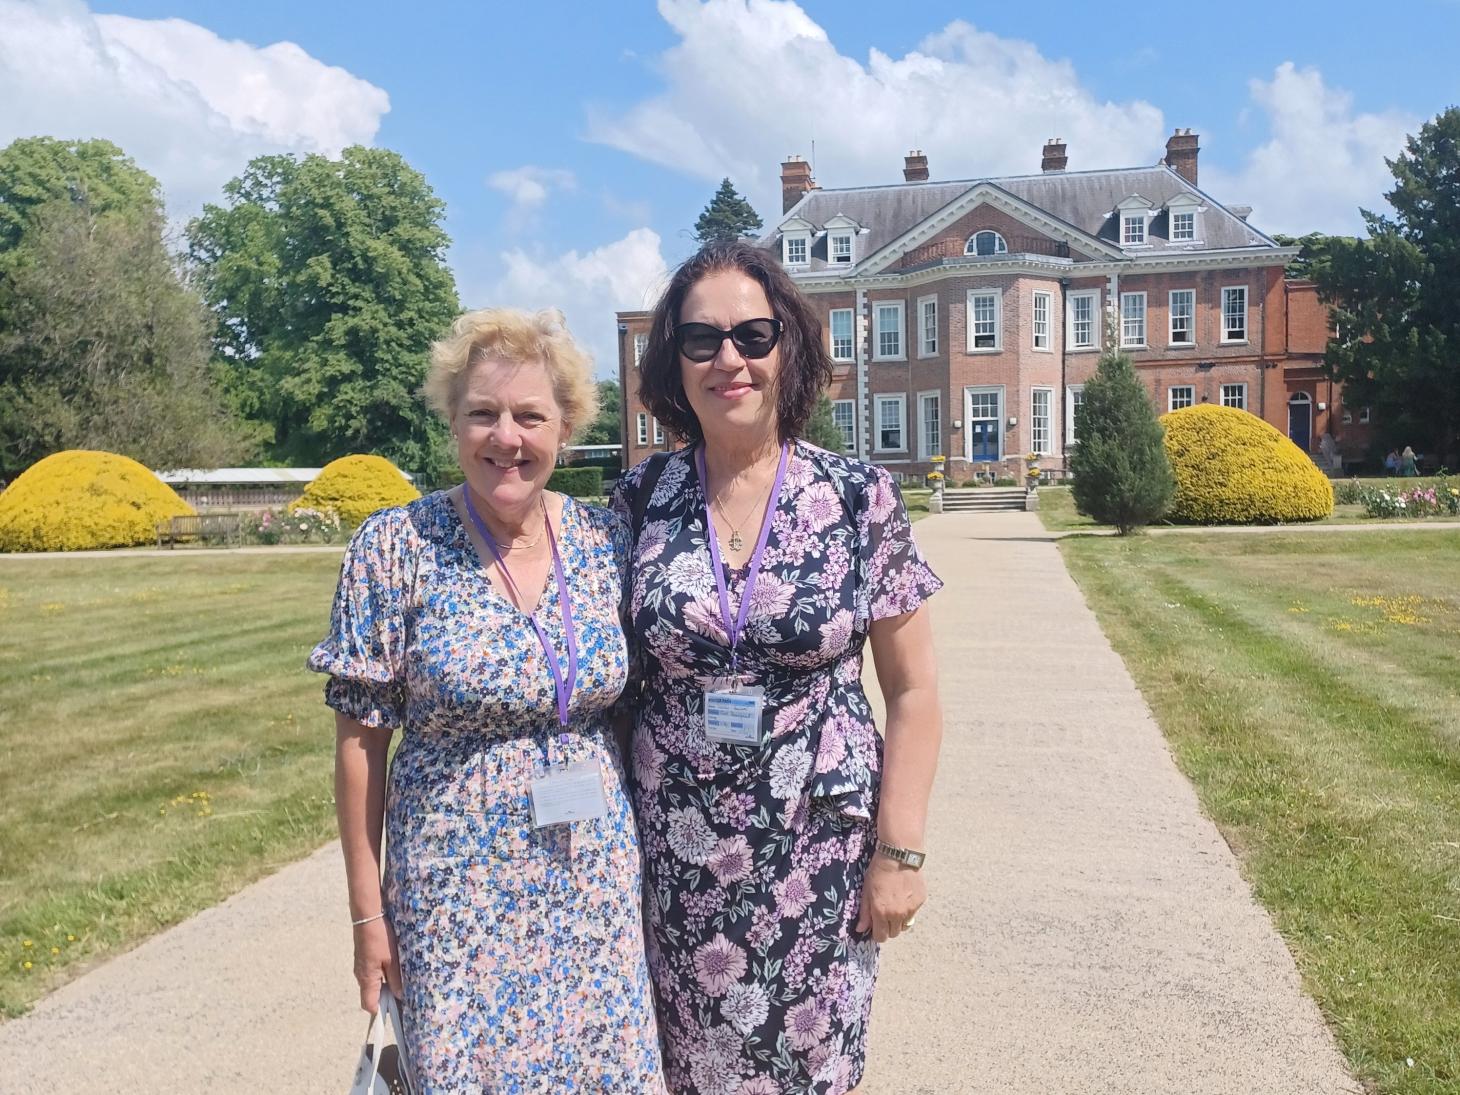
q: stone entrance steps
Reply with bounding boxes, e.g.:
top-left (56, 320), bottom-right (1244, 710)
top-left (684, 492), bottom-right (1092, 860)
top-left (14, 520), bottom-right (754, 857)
top-left (940, 487), bottom-right (1028, 513)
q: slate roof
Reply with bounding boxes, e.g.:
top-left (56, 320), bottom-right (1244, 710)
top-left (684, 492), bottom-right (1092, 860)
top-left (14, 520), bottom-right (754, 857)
top-left (764, 166), bottom-right (1277, 272)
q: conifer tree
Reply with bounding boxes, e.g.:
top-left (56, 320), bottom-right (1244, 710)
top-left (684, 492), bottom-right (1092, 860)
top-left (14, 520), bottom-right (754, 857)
top-left (693, 179), bottom-right (763, 243)
top-left (1069, 348), bottom-right (1174, 534)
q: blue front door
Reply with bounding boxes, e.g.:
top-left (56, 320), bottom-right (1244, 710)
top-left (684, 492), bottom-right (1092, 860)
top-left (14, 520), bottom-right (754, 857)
top-left (970, 420), bottom-right (999, 461)
top-left (1288, 399), bottom-right (1312, 451)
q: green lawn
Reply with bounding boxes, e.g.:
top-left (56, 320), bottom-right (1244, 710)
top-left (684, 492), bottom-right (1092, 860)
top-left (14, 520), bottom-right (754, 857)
top-left (0, 553), bottom-right (345, 1016)
top-left (1061, 531), bottom-right (1460, 1094)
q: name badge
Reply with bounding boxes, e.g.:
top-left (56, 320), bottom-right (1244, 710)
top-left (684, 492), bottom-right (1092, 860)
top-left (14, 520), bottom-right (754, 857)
top-left (529, 760), bottom-right (608, 828)
top-left (704, 683), bottom-right (765, 746)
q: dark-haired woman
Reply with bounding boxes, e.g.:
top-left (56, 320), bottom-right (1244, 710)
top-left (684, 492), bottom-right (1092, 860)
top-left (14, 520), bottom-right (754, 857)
top-left (612, 240), bottom-right (944, 1095)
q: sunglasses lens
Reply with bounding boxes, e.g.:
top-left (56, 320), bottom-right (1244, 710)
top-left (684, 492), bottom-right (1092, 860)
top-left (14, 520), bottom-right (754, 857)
top-left (731, 319), bottom-right (780, 358)
top-left (675, 324), bottom-right (722, 363)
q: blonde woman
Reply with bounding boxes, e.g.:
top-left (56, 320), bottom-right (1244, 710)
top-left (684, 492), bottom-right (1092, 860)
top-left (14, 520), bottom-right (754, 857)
top-left (309, 309), bottom-right (663, 1091)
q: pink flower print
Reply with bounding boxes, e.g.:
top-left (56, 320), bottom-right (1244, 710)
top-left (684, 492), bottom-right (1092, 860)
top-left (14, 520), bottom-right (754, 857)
top-left (667, 806), bottom-right (717, 865)
top-left (666, 551), bottom-right (716, 599)
top-left (633, 735), bottom-right (666, 793)
top-left (637, 519), bottom-right (672, 564)
top-left (796, 481), bottom-right (843, 533)
top-left (815, 1052), bottom-right (855, 1091)
top-left (773, 869), bottom-right (816, 919)
top-left (784, 998), bottom-right (831, 1051)
top-left (768, 744), bottom-right (812, 801)
top-left (814, 719), bottom-right (848, 774)
top-left (683, 596), bottom-right (730, 645)
top-left (772, 694), bottom-right (810, 738)
top-left (868, 474), bottom-right (898, 522)
top-left (707, 835), bottom-right (755, 885)
top-left (739, 1079), bottom-right (781, 1095)
top-left (721, 981), bottom-right (771, 1034)
top-left (748, 572), bottom-right (795, 621)
top-left (693, 934), bottom-right (748, 997)
top-left (783, 450), bottom-right (815, 490)
top-left (817, 608), bottom-right (854, 658)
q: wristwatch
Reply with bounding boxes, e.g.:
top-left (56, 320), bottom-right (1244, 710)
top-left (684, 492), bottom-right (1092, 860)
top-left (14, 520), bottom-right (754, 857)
top-left (875, 839), bottom-right (927, 870)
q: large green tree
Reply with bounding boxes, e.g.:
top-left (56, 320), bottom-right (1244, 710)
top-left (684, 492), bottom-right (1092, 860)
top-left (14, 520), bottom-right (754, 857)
top-left (579, 379), bottom-right (622, 446)
top-left (805, 394), bottom-right (847, 453)
top-left (0, 137), bottom-right (160, 255)
top-left (693, 178), bottom-right (763, 244)
top-left (187, 146), bottom-right (460, 472)
top-left (1307, 107), bottom-right (1460, 465)
top-left (1069, 349), bottom-right (1174, 534)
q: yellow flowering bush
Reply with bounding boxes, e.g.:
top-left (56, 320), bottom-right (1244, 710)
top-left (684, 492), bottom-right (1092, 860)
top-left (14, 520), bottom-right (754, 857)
top-left (290, 454), bottom-right (419, 527)
top-left (0, 450), bottom-right (195, 552)
top-left (1160, 405), bottom-right (1333, 524)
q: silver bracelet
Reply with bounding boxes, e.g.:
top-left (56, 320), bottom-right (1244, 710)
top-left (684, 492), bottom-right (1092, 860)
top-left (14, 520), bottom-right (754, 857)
top-left (350, 910), bottom-right (386, 927)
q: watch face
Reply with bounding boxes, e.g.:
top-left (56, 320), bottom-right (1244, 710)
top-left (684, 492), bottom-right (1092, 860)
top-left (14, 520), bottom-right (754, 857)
top-left (907, 851), bottom-right (926, 869)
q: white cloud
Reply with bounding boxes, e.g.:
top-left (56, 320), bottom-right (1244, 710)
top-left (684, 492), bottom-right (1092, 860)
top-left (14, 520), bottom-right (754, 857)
top-left (466, 228), bottom-right (670, 380)
top-left (487, 166), bottom-right (577, 210)
top-left (0, 0), bottom-right (389, 216)
top-left (1202, 63), bottom-right (1416, 235)
top-left (588, 0), bottom-right (1166, 211)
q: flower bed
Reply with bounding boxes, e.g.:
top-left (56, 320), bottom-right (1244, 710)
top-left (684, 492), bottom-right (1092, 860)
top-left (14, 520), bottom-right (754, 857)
top-left (1361, 480), bottom-right (1460, 518)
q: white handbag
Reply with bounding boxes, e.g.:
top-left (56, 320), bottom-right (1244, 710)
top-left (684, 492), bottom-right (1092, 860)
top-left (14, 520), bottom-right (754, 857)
top-left (347, 987), bottom-right (417, 1095)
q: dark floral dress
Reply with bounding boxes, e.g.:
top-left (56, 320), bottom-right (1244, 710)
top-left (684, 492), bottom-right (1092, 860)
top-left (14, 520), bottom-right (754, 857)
top-left (611, 442), bottom-right (942, 1095)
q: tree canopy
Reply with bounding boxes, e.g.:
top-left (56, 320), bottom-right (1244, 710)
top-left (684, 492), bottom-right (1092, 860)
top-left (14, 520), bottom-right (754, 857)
top-left (1301, 107), bottom-right (1460, 465)
top-left (693, 178), bottom-right (763, 244)
top-left (187, 146), bottom-right (460, 473)
top-left (1068, 349), bottom-right (1174, 534)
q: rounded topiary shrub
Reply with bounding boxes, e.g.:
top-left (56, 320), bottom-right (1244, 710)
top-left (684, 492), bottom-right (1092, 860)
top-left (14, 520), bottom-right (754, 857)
top-left (1160, 405), bottom-right (1333, 524)
top-left (291, 454), bottom-right (420, 527)
top-left (0, 450), bottom-right (194, 552)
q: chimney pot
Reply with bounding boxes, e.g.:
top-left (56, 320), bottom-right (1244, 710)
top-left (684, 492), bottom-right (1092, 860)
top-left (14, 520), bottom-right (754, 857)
top-left (1041, 138), bottom-right (1068, 174)
top-left (903, 150), bottom-right (930, 183)
top-left (780, 155), bottom-right (816, 212)
top-left (1165, 129), bottom-right (1200, 185)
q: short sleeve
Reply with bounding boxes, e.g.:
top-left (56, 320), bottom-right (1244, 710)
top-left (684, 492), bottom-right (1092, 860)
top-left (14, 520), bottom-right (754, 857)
top-left (855, 466), bottom-right (943, 624)
top-left (305, 508), bottom-right (415, 729)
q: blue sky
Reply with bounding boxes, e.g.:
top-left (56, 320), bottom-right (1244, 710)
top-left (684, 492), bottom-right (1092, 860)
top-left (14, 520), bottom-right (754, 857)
top-left (4, 0), bottom-right (1457, 375)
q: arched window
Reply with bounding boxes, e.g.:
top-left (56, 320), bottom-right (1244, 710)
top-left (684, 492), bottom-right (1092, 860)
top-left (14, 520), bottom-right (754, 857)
top-left (965, 230), bottom-right (1008, 257)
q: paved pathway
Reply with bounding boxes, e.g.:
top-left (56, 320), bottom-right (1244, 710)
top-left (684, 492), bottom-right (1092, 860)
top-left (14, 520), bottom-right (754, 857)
top-left (0, 511), bottom-right (1360, 1093)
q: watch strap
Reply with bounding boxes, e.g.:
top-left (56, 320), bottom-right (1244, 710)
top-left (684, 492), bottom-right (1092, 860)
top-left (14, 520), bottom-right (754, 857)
top-left (875, 839), bottom-right (927, 870)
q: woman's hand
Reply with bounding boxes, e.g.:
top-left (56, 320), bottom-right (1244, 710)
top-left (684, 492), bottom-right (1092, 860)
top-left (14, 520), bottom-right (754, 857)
top-left (855, 855), bottom-right (926, 943)
top-left (352, 915), bottom-right (403, 1014)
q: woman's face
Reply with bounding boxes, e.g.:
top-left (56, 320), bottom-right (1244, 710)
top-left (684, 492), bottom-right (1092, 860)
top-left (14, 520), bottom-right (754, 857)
top-left (453, 357), bottom-right (567, 515)
top-left (678, 270), bottom-right (781, 443)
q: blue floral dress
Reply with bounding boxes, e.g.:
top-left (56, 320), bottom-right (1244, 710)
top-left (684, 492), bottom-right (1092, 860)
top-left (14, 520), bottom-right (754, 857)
top-left (611, 443), bottom-right (942, 1095)
top-left (308, 491), bottom-right (665, 1093)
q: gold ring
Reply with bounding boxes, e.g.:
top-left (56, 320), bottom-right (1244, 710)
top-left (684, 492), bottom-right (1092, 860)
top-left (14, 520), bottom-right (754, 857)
top-left (903, 916), bottom-right (917, 930)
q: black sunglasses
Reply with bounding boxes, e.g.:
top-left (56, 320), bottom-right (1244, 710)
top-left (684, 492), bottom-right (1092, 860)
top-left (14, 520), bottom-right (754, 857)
top-left (672, 318), bottom-right (783, 363)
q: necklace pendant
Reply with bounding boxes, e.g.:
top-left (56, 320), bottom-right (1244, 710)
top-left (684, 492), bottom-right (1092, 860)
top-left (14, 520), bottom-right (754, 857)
top-left (728, 530), bottom-right (744, 552)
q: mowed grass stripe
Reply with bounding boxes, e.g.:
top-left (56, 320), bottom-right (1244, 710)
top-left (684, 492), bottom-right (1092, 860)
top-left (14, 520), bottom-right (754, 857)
top-left (0, 554), bottom-right (343, 1017)
top-left (1062, 532), bottom-right (1459, 1094)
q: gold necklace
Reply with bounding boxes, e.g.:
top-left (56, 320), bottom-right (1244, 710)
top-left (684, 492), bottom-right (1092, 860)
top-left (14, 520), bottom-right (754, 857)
top-left (711, 481), bottom-right (771, 553)
top-left (472, 493), bottom-right (548, 551)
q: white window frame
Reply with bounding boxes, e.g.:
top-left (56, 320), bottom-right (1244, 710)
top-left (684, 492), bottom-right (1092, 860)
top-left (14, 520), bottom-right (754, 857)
top-left (917, 390), bottom-right (942, 460)
top-left (1170, 210), bottom-right (1196, 241)
top-left (1066, 384), bottom-right (1085, 444)
top-left (652, 417), bottom-right (664, 444)
top-left (873, 301), bottom-right (905, 361)
top-left (782, 233), bottom-right (809, 267)
top-left (1168, 386), bottom-right (1195, 412)
top-left (633, 332), bottom-right (648, 367)
top-left (1221, 285), bottom-right (1248, 343)
top-left (636, 412), bottom-right (648, 446)
top-left (829, 308), bottom-right (855, 363)
top-left (965, 230), bottom-right (1007, 256)
top-left (1031, 387), bottom-right (1053, 456)
top-left (874, 394), bottom-right (907, 453)
top-left (829, 232), bottom-right (854, 264)
top-left (1121, 214), bottom-right (1146, 245)
top-left (1342, 409), bottom-right (1352, 425)
top-left (1120, 292), bottom-right (1147, 348)
top-left (1220, 383), bottom-right (1247, 410)
top-left (1168, 289), bottom-right (1195, 346)
top-left (832, 399), bottom-right (857, 453)
top-left (1360, 407), bottom-right (1371, 424)
top-left (916, 295), bottom-right (938, 358)
top-left (1068, 291), bottom-right (1099, 350)
top-left (1032, 291), bottom-right (1052, 351)
top-left (966, 290), bottom-right (1002, 352)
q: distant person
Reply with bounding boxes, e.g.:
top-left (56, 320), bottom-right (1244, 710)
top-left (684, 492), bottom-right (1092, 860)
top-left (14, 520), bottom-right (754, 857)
top-left (1384, 449), bottom-right (1400, 476)
top-left (1318, 431), bottom-right (1341, 474)
top-left (1401, 445), bottom-right (1419, 477)
top-left (309, 308), bottom-right (663, 1090)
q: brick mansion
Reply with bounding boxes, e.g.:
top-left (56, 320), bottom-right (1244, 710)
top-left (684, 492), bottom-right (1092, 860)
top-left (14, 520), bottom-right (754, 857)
top-left (617, 132), bottom-right (1356, 480)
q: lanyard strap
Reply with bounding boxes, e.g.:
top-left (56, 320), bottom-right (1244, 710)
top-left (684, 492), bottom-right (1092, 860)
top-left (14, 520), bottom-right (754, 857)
top-left (462, 491), bottom-right (578, 731)
top-left (697, 442), bottom-right (791, 674)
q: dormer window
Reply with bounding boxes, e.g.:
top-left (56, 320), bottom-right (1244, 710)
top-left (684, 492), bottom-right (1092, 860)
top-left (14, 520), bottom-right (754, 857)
top-left (822, 214), bottom-right (861, 267)
top-left (1171, 211), bottom-right (1195, 241)
top-left (830, 232), bottom-right (853, 263)
top-left (1121, 215), bottom-right (1146, 245)
top-left (778, 216), bottom-right (815, 268)
top-left (1164, 193), bottom-right (1203, 244)
top-left (965, 231), bottom-right (1007, 257)
top-left (784, 235), bottom-right (808, 265)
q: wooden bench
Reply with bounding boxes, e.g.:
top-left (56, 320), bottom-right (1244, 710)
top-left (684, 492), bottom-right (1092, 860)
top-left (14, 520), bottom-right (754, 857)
top-left (155, 513), bottom-right (243, 548)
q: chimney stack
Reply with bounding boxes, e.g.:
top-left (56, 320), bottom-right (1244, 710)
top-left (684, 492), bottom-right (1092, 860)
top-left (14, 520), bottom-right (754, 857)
top-left (903, 150), bottom-right (929, 182)
top-left (1165, 128), bottom-right (1199, 185)
top-left (1041, 138), bottom-right (1068, 173)
top-left (780, 156), bottom-right (816, 212)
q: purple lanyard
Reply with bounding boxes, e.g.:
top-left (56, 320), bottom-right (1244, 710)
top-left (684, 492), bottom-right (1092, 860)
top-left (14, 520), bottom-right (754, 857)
top-left (696, 442), bottom-right (791, 678)
top-left (461, 491), bottom-right (579, 738)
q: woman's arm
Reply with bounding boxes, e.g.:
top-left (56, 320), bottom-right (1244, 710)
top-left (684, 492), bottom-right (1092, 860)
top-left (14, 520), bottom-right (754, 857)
top-left (856, 603), bottom-right (942, 943)
top-left (335, 711), bottom-right (401, 1012)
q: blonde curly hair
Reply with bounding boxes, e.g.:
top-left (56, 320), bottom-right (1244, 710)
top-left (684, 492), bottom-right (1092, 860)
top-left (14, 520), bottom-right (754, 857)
top-left (423, 308), bottom-right (598, 440)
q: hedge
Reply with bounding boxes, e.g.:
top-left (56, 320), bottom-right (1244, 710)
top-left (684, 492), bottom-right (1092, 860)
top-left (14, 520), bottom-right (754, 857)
top-left (290, 454), bottom-right (420, 527)
top-left (547, 466), bottom-right (604, 498)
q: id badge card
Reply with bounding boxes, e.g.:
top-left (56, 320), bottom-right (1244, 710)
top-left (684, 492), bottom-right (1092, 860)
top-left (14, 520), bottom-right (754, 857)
top-left (529, 760), bottom-right (608, 828)
top-left (704, 682), bottom-right (765, 746)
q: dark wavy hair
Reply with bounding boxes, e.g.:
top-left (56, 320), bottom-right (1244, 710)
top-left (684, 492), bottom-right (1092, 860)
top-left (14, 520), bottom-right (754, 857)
top-left (637, 238), bottom-right (833, 445)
